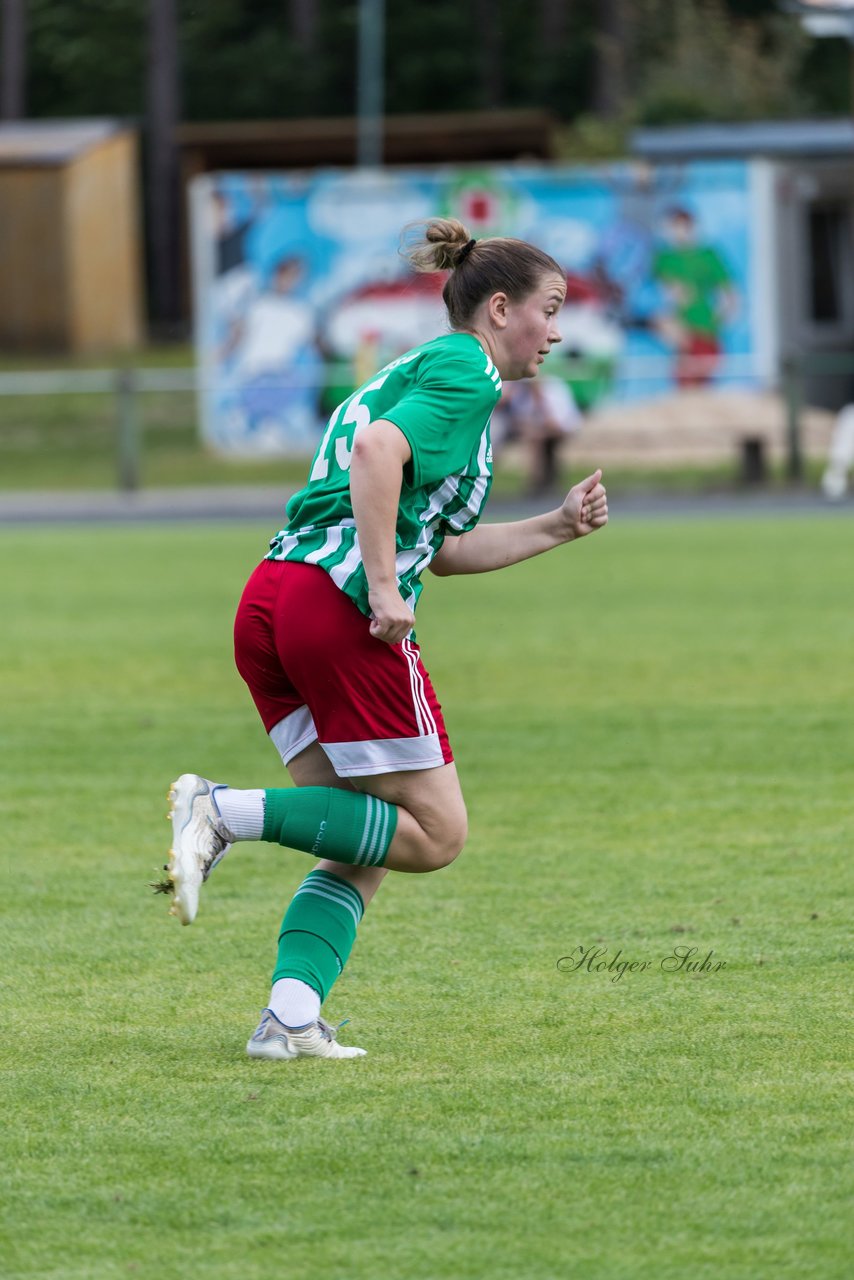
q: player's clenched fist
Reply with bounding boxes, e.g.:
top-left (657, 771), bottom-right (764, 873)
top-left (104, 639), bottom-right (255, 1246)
top-left (368, 586), bottom-right (416, 645)
top-left (561, 468), bottom-right (608, 540)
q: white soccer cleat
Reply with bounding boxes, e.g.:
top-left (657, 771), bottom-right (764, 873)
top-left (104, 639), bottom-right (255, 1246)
top-left (246, 1008), bottom-right (367, 1061)
top-left (165, 773), bottom-right (235, 925)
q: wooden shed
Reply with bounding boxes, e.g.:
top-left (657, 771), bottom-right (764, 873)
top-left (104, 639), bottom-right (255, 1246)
top-left (0, 119), bottom-right (144, 353)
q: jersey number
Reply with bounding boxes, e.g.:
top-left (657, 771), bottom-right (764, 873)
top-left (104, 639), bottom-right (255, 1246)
top-left (309, 373), bottom-right (390, 483)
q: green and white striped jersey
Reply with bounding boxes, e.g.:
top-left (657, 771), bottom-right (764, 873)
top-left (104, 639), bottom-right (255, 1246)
top-left (267, 332), bottom-right (502, 617)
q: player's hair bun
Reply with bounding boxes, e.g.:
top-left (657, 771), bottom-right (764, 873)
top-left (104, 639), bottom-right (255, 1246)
top-left (405, 218), bottom-right (473, 273)
top-left (401, 215), bottom-right (563, 331)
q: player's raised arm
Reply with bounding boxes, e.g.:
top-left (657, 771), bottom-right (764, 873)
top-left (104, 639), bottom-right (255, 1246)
top-left (431, 470), bottom-right (608, 577)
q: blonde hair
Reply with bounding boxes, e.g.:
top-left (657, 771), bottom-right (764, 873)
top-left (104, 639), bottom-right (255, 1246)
top-left (404, 217), bottom-right (562, 329)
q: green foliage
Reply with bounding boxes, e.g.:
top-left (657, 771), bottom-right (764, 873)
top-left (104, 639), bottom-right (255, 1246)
top-left (384, 1), bottom-right (480, 113)
top-left (27, 0), bottom-right (145, 118)
top-left (0, 517), bottom-right (852, 1277)
top-left (635, 0), bottom-right (815, 124)
top-left (17, 0), bottom-right (846, 128)
top-left (556, 114), bottom-right (631, 162)
top-left (180, 0), bottom-right (350, 121)
top-left (799, 35), bottom-right (854, 116)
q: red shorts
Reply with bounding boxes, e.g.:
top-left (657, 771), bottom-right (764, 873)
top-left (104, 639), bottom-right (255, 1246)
top-left (676, 333), bottom-right (721, 387)
top-left (233, 559), bottom-right (453, 778)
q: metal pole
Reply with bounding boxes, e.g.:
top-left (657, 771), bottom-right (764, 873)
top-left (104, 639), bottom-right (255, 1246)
top-left (782, 354), bottom-right (804, 483)
top-left (357, 0), bottom-right (385, 167)
top-left (116, 369), bottom-right (141, 493)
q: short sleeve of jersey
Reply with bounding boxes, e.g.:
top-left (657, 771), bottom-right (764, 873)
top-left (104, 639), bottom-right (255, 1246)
top-left (381, 352), bottom-right (499, 488)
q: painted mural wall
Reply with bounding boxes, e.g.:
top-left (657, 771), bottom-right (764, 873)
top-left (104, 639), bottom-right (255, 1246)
top-left (191, 161), bottom-right (766, 455)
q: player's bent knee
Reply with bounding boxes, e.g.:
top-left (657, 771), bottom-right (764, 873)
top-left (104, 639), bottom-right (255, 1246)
top-left (380, 777), bottom-right (468, 872)
top-left (417, 815), bottom-right (468, 872)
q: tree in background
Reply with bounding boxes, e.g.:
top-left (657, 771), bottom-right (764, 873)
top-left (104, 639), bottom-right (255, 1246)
top-left (9, 0), bottom-right (852, 325)
top-left (26, 0), bottom-right (144, 118)
top-left (290, 0), bottom-right (318, 57)
top-left (633, 0), bottom-right (814, 124)
top-left (1, 0), bottom-right (27, 119)
top-left (593, 0), bottom-right (632, 121)
top-left (18, 0), bottom-right (851, 125)
top-left (148, 0), bottom-right (181, 329)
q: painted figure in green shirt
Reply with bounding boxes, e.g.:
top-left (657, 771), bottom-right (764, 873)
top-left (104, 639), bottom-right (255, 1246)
top-left (652, 207), bottom-right (737, 388)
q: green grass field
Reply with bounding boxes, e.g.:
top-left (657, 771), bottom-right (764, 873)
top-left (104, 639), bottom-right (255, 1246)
top-left (1, 514), bottom-right (852, 1279)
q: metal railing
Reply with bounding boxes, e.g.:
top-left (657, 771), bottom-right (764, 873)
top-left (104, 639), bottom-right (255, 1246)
top-left (0, 353), bottom-right (850, 491)
top-left (0, 367), bottom-right (198, 491)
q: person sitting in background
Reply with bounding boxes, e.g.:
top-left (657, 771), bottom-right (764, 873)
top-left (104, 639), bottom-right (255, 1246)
top-left (493, 375), bottom-right (582, 495)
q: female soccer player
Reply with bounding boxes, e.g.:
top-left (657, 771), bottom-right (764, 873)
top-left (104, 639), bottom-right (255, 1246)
top-left (163, 218), bottom-right (608, 1061)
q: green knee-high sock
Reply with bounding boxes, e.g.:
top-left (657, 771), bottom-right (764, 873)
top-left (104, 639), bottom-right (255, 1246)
top-left (273, 868), bottom-right (365, 1002)
top-left (262, 787), bottom-right (397, 868)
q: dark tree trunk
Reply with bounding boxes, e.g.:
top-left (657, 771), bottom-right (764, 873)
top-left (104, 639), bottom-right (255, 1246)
top-left (539, 0), bottom-right (568, 52)
top-left (593, 0), bottom-right (631, 120)
top-left (538, 0), bottom-right (572, 108)
top-left (474, 0), bottom-right (504, 109)
top-left (1, 0), bottom-right (27, 120)
top-left (147, 0), bottom-right (182, 327)
top-left (290, 0), bottom-right (319, 57)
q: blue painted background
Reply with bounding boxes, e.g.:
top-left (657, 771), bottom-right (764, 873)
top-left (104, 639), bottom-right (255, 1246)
top-left (194, 162), bottom-right (757, 454)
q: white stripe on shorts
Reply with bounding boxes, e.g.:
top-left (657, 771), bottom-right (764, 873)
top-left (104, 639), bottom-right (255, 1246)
top-left (269, 706), bottom-right (318, 765)
top-left (401, 638), bottom-right (437, 738)
top-left (323, 733), bottom-right (444, 778)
